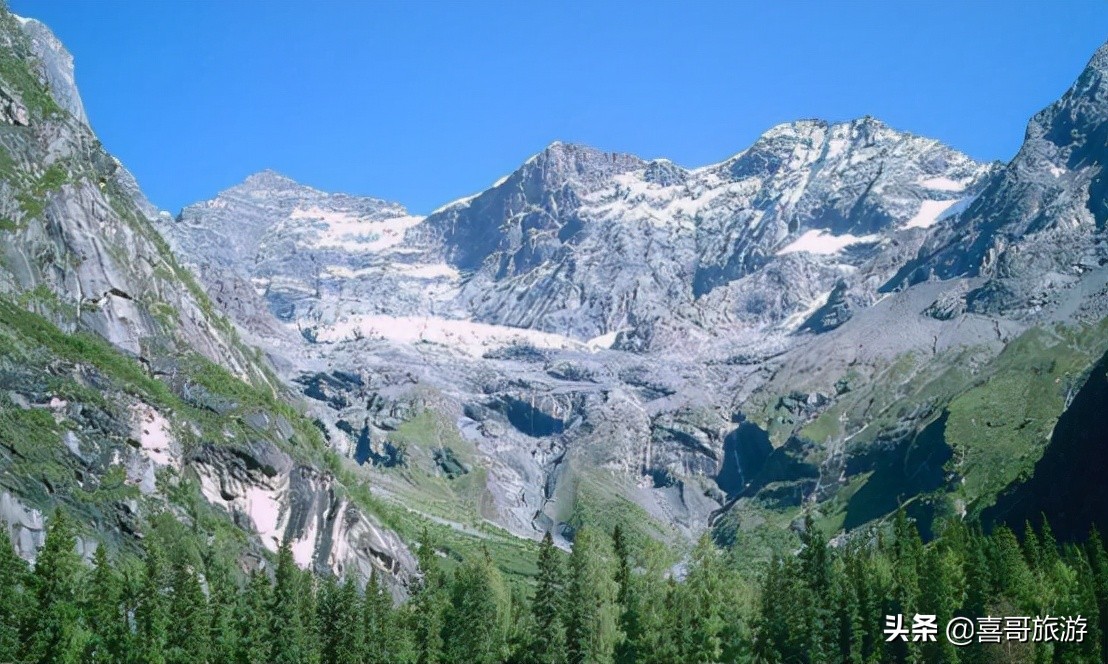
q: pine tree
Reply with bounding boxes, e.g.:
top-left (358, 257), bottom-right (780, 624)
top-left (236, 569), bottom-right (272, 664)
top-left (316, 575), bottom-right (340, 664)
top-left (566, 526), bottom-right (623, 664)
top-left (324, 575), bottom-right (364, 664)
top-left (412, 527), bottom-right (447, 664)
top-left (84, 545), bottom-right (126, 664)
top-left (270, 540), bottom-right (308, 664)
top-left (299, 571), bottom-right (322, 664)
top-left (990, 525), bottom-right (1034, 610)
top-left (507, 582), bottom-right (540, 664)
top-left (206, 556), bottom-right (241, 664)
top-left (25, 508), bottom-right (88, 664)
top-left (1038, 516), bottom-right (1061, 571)
top-left (1060, 548), bottom-right (1103, 664)
top-left (833, 554), bottom-right (861, 664)
top-left (135, 534), bottom-right (171, 664)
top-left (444, 548), bottom-right (509, 664)
top-left (753, 554), bottom-right (788, 663)
top-left (889, 510), bottom-right (924, 664)
top-left (625, 547), bottom-right (674, 664)
top-left (611, 525), bottom-right (632, 609)
top-left (665, 573), bottom-right (695, 661)
top-left (1022, 521), bottom-right (1043, 572)
top-left (167, 559), bottom-right (211, 664)
top-left (798, 515), bottom-right (834, 662)
top-left (920, 545), bottom-right (960, 664)
top-left (681, 534), bottom-right (730, 663)
top-left (531, 532), bottom-right (568, 664)
top-left (0, 525), bottom-right (28, 663)
top-left (958, 528), bottom-right (991, 664)
top-left (1085, 528), bottom-right (1108, 662)
top-left (364, 569), bottom-right (407, 663)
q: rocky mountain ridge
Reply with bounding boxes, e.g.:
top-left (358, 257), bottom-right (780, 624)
top-left (160, 43), bottom-right (1108, 552)
top-left (4, 4), bottom-right (1108, 586)
top-left (0, 9), bottom-right (416, 592)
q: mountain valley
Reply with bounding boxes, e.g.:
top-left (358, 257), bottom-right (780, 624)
top-left (2, 4), bottom-right (1108, 596)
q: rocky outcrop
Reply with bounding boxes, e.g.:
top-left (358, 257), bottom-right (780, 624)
top-left (884, 42), bottom-right (1108, 319)
top-left (0, 9), bottom-right (417, 591)
top-left (192, 439), bottom-right (416, 591)
top-left (0, 12), bottom-right (264, 383)
top-left (14, 16), bottom-right (87, 126)
top-left (0, 491), bottom-right (45, 561)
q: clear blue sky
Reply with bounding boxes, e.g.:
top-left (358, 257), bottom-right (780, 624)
top-left (10, 0), bottom-right (1108, 215)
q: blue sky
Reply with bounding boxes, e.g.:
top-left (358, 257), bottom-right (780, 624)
top-left (11, 0), bottom-right (1108, 215)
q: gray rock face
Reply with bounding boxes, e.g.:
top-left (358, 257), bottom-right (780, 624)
top-left (0, 491), bottom-right (45, 561)
top-left (0, 10), bottom-right (415, 589)
top-left (163, 170), bottom-right (437, 347)
top-left (162, 114), bottom-right (1017, 545)
top-left (408, 120), bottom-right (994, 343)
top-left (14, 14), bottom-right (88, 127)
top-left (0, 12), bottom-right (259, 379)
top-left (191, 440), bottom-right (415, 592)
top-left (885, 42), bottom-right (1108, 320)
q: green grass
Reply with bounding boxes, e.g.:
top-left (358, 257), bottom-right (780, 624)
top-left (368, 407), bottom-right (504, 531)
top-left (727, 310), bottom-right (1108, 557)
top-left (35, 162), bottom-right (68, 192)
top-left (390, 408), bottom-right (473, 457)
top-left (0, 297), bottom-right (176, 406)
top-left (782, 318), bottom-right (1108, 532)
top-left (0, 400), bottom-right (67, 490)
top-left (0, 12), bottom-right (62, 119)
top-left (711, 498), bottom-right (802, 574)
top-left (77, 464), bottom-right (140, 506)
top-left (944, 321), bottom-right (1108, 510)
top-left (556, 466), bottom-right (679, 555)
top-left (15, 162), bottom-right (71, 220)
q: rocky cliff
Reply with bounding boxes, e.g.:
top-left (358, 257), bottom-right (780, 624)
top-left (6, 4), bottom-right (1108, 573)
top-left (0, 9), bottom-right (416, 591)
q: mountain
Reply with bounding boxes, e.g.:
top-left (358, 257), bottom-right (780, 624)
top-left (166, 35), bottom-right (1108, 552)
top-left (5, 3), bottom-right (1108, 597)
top-left (414, 121), bottom-right (995, 347)
top-left (886, 42), bottom-right (1108, 319)
top-left (0, 9), bottom-right (415, 592)
top-left (164, 69), bottom-right (1102, 552)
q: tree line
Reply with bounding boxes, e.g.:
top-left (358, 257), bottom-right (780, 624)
top-left (0, 507), bottom-right (1106, 663)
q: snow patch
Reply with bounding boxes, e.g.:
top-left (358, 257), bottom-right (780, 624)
top-left (824, 137), bottom-right (849, 161)
top-left (244, 486), bottom-right (283, 551)
top-left (777, 230), bottom-right (880, 255)
top-left (323, 263), bottom-right (458, 281)
top-left (316, 315), bottom-right (586, 356)
top-left (394, 263), bottom-right (459, 279)
top-left (290, 206), bottom-right (423, 252)
top-left (430, 192), bottom-right (481, 215)
top-left (586, 330), bottom-right (622, 351)
top-left (919, 176), bottom-right (968, 192)
top-left (291, 518), bottom-right (317, 568)
top-left (783, 290), bottom-right (834, 330)
top-left (904, 199), bottom-right (960, 229)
